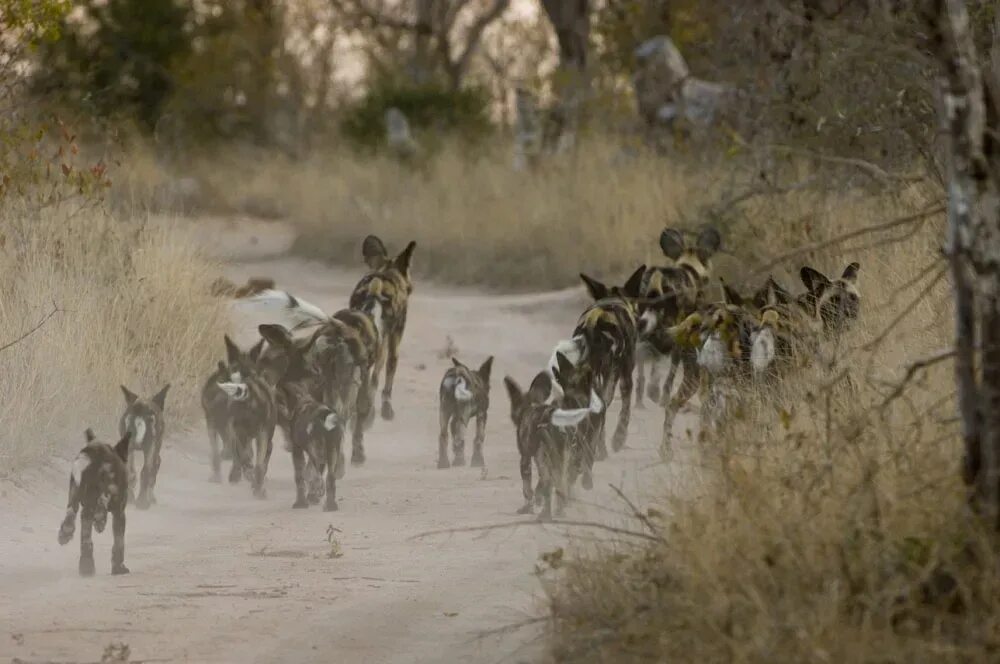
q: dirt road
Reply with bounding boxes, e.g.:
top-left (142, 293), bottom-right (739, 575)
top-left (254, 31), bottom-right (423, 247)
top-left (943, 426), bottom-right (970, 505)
top-left (0, 220), bottom-right (694, 664)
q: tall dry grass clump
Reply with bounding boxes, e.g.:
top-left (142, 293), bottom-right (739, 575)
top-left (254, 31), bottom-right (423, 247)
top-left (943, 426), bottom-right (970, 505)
top-left (0, 201), bottom-right (227, 473)
top-left (179, 141), bottom-right (708, 290)
top-left (540, 182), bottom-right (1000, 661)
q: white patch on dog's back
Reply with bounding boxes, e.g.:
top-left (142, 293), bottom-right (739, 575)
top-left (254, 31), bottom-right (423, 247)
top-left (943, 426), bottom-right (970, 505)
top-left (71, 453), bottom-right (91, 485)
top-left (454, 378), bottom-right (474, 402)
top-left (697, 333), bottom-right (727, 374)
top-left (751, 328), bottom-right (776, 373)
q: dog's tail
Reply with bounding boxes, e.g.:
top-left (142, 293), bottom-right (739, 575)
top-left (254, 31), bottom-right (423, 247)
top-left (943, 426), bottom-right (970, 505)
top-left (58, 448), bottom-right (92, 545)
top-left (235, 289), bottom-right (329, 329)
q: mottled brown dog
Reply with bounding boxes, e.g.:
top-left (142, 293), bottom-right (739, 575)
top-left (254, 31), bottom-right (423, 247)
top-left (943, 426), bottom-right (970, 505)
top-left (504, 371), bottom-right (604, 521)
top-left (438, 356), bottom-right (493, 469)
top-left (350, 234), bottom-right (416, 424)
top-left (58, 429), bottom-right (132, 576)
top-left (216, 336), bottom-right (278, 498)
top-left (286, 382), bottom-right (346, 511)
top-left (118, 384), bottom-right (169, 509)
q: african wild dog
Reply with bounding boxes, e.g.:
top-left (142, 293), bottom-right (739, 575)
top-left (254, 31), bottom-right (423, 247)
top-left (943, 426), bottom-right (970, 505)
top-left (438, 356), bottom-right (493, 469)
top-left (564, 264), bottom-right (646, 457)
top-left (635, 226), bottom-right (721, 408)
top-left (549, 351), bottom-right (605, 492)
top-left (749, 264), bottom-right (861, 378)
top-left (58, 429), bottom-right (132, 576)
top-left (285, 382), bottom-right (346, 511)
top-left (118, 384), bottom-right (169, 509)
top-left (250, 293), bottom-right (380, 466)
top-left (217, 335), bottom-right (278, 498)
top-left (350, 234), bottom-right (416, 424)
top-left (202, 357), bottom-right (246, 483)
top-left (504, 371), bottom-right (605, 521)
top-left (798, 262), bottom-right (861, 334)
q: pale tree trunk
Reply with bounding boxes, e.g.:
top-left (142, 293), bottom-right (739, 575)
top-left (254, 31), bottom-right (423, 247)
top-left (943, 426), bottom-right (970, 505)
top-left (539, 0), bottom-right (590, 150)
top-left (932, 0), bottom-right (1000, 528)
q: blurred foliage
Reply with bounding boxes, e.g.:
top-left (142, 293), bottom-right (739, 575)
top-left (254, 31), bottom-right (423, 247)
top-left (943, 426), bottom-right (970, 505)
top-left (34, 0), bottom-right (193, 131)
top-left (1, 0), bottom-right (110, 214)
top-left (340, 78), bottom-right (492, 151)
top-left (1, 0), bottom-right (71, 40)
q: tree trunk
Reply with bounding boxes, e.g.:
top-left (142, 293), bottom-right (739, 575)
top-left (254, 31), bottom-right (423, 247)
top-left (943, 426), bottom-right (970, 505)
top-left (539, 0), bottom-right (590, 150)
top-left (933, 0), bottom-right (1000, 528)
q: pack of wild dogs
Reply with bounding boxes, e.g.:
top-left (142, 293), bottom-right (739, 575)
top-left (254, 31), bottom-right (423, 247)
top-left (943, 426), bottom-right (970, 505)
top-left (56, 228), bottom-right (860, 575)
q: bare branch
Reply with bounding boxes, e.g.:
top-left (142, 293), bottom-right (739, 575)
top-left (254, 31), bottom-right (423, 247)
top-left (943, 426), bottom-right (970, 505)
top-left (607, 484), bottom-right (665, 541)
top-left (748, 203), bottom-right (945, 278)
top-left (452, 0), bottom-right (510, 81)
top-left (880, 347), bottom-right (957, 410)
top-left (0, 302), bottom-right (61, 354)
top-left (409, 519), bottom-right (662, 542)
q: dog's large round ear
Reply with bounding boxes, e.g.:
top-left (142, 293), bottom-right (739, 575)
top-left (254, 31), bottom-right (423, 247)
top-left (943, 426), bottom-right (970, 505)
top-left (478, 356), bottom-right (494, 382)
top-left (120, 385), bottom-right (138, 406)
top-left (841, 262), bottom-right (860, 284)
top-left (394, 241), bottom-right (417, 275)
top-left (451, 356), bottom-right (465, 370)
top-left (580, 273), bottom-right (609, 301)
top-left (696, 227), bottom-right (722, 262)
top-left (554, 352), bottom-right (575, 383)
top-left (259, 323), bottom-right (293, 350)
top-left (527, 371), bottom-right (552, 403)
top-left (659, 228), bottom-right (685, 260)
top-left (800, 266), bottom-right (831, 294)
top-left (152, 383), bottom-right (170, 411)
top-left (84, 428), bottom-right (97, 443)
top-left (623, 265), bottom-right (647, 298)
top-left (721, 279), bottom-right (744, 306)
top-left (362, 235), bottom-right (389, 270)
top-left (224, 335), bottom-right (242, 366)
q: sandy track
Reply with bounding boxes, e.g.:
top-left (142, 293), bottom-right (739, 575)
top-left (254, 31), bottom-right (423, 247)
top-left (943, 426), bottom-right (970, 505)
top-left (0, 220), bottom-right (696, 664)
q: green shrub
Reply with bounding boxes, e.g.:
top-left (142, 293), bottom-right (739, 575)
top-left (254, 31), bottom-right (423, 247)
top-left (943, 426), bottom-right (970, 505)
top-left (340, 80), bottom-right (492, 151)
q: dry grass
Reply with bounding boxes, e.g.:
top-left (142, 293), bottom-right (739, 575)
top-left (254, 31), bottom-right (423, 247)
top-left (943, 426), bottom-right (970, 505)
top-left (0, 199), bottom-right (227, 473)
top-left (121, 140), bottom-right (713, 290)
top-left (536, 176), bottom-right (1000, 661)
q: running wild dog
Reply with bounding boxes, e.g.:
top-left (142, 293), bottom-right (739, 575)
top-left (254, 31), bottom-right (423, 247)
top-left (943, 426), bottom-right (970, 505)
top-left (118, 384), bottom-right (170, 509)
top-left (58, 429), bottom-right (132, 576)
top-left (202, 359), bottom-right (244, 483)
top-left (550, 351), bottom-right (605, 492)
top-left (285, 382), bottom-right (346, 511)
top-left (438, 356), bottom-right (493, 469)
top-left (569, 265), bottom-right (646, 456)
top-left (504, 372), bottom-right (605, 521)
top-left (217, 336), bottom-right (277, 498)
top-left (636, 226), bottom-right (721, 407)
top-left (350, 234), bottom-right (416, 424)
